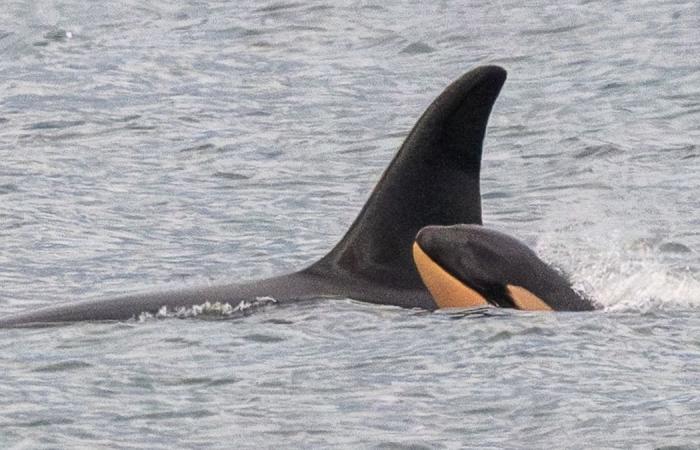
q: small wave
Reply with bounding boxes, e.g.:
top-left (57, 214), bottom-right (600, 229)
top-left (0, 183), bottom-right (19, 195)
top-left (43, 29), bottom-right (73, 42)
top-left (574, 143), bottom-right (622, 159)
top-left (602, 82), bottom-right (625, 90)
top-left (400, 42), bottom-right (436, 55)
top-left (179, 143), bottom-right (216, 153)
top-left (521, 24), bottom-right (585, 36)
top-left (33, 360), bottom-right (92, 373)
top-left (432, 306), bottom-right (504, 320)
top-left (244, 333), bottom-right (285, 343)
top-left (482, 191), bottom-right (512, 200)
top-left (209, 26), bottom-right (265, 38)
top-left (213, 171), bottom-right (250, 181)
top-left (28, 120), bottom-right (85, 130)
top-left (15, 417), bottom-right (74, 428)
top-left (254, 2), bottom-right (304, 13)
top-left (659, 242), bottom-right (692, 254)
top-left (115, 409), bottom-right (216, 422)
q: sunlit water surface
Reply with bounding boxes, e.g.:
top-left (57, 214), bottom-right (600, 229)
top-left (1, 0), bottom-right (699, 447)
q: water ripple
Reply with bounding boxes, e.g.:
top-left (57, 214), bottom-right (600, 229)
top-left (0, 0), bottom-right (699, 447)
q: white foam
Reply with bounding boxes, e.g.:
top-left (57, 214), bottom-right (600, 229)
top-left (540, 237), bottom-right (700, 312)
top-left (136, 297), bottom-right (277, 322)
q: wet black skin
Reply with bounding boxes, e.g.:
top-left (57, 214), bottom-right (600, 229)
top-left (0, 65), bottom-right (507, 326)
top-left (416, 224), bottom-right (596, 311)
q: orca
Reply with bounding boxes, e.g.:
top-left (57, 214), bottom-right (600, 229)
top-left (412, 225), bottom-right (595, 311)
top-left (0, 65), bottom-right (510, 327)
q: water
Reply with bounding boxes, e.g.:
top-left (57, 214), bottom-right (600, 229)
top-left (1, 0), bottom-right (699, 447)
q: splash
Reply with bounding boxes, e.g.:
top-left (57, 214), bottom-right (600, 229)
top-left (559, 242), bottom-right (700, 312)
top-left (136, 297), bottom-right (277, 322)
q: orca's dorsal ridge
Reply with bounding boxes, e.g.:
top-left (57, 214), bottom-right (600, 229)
top-left (310, 66), bottom-right (507, 291)
top-left (0, 65), bottom-right (509, 326)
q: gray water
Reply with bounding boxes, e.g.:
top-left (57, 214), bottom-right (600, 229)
top-left (1, 0), bottom-right (699, 447)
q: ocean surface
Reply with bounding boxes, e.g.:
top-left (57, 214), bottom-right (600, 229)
top-left (1, 0), bottom-right (699, 447)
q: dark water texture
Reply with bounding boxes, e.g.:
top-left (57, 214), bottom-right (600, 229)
top-left (1, 0), bottom-right (699, 447)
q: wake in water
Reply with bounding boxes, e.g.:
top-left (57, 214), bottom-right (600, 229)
top-left (540, 238), bottom-right (700, 312)
top-left (577, 250), bottom-right (700, 312)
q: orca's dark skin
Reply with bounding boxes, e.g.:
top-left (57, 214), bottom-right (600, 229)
top-left (412, 225), bottom-right (596, 311)
top-left (0, 65), bottom-right (510, 327)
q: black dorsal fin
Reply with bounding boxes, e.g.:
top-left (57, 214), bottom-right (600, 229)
top-left (0, 65), bottom-right (508, 327)
top-left (309, 65), bottom-right (507, 290)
